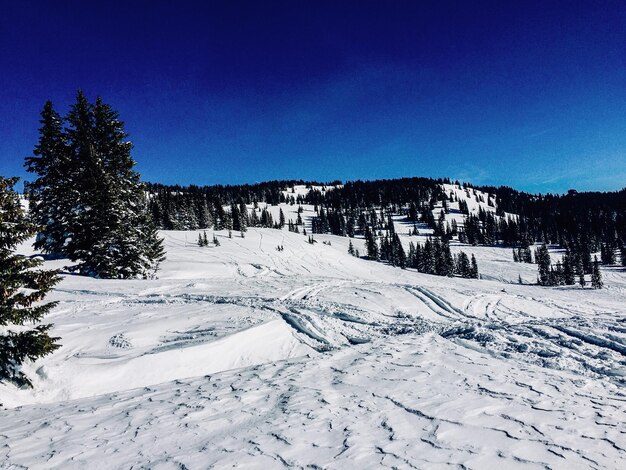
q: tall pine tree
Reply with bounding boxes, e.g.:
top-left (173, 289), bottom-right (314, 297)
top-left (0, 177), bottom-right (61, 387)
top-left (26, 92), bottom-right (165, 278)
top-left (25, 101), bottom-right (73, 257)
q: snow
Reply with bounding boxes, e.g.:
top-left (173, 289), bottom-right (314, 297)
top-left (1, 184), bottom-right (625, 468)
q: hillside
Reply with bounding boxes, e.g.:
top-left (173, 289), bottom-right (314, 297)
top-left (1, 184), bottom-right (625, 468)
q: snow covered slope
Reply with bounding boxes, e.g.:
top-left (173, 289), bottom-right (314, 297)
top-left (1, 208), bottom-right (626, 468)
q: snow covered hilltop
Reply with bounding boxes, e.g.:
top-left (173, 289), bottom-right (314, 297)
top-left (1, 181), bottom-right (625, 468)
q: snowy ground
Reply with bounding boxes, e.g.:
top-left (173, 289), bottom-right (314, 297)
top-left (2, 191), bottom-right (626, 468)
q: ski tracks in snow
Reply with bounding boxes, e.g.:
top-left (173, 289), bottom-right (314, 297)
top-left (2, 333), bottom-right (624, 469)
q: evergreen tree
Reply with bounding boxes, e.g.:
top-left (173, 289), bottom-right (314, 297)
top-left (85, 97), bottom-right (164, 278)
top-left (421, 238), bottom-right (435, 274)
top-left (279, 208), bottom-right (286, 229)
top-left (250, 208), bottom-right (260, 227)
top-left (412, 242), bottom-right (422, 270)
top-left (196, 198), bottom-right (212, 229)
top-left (470, 254), bottom-right (479, 279)
top-left (455, 251), bottom-right (470, 278)
top-left (230, 203), bottom-right (241, 232)
top-left (63, 90), bottom-right (98, 266)
top-left (562, 249), bottom-right (575, 285)
top-left (392, 233), bottom-right (406, 268)
top-left (137, 204), bottom-right (166, 278)
top-left (441, 240), bottom-right (454, 276)
top-left (0, 177), bottom-right (61, 387)
top-left (348, 239), bottom-right (355, 256)
top-left (239, 202), bottom-right (248, 231)
top-left (365, 227), bottom-right (379, 260)
top-left (591, 256), bottom-right (603, 289)
top-left (24, 101), bottom-right (72, 257)
top-left (536, 244), bottom-right (551, 286)
top-left (28, 92), bottom-right (164, 278)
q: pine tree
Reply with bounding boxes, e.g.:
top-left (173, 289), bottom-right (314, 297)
top-left (348, 240), bottom-right (355, 256)
top-left (412, 242), bottom-right (422, 270)
top-left (455, 251), bottom-right (471, 278)
top-left (0, 177), bottom-right (61, 387)
top-left (63, 90), bottom-right (98, 266)
top-left (29, 92), bottom-right (165, 279)
top-left (24, 101), bottom-right (72, 258)
top-left (441, 240), bottom-right (454, 276)
top-left (421, 238), bottom-right (435, 274)
top-left (230, 203), bottom-right (241, 232)
top-left (239, 202), bottom-right (248, 231)
top-left (279, 208), bottom-right (286, 229)
top-left (365, 227), bottom-right (379, 260)
top-left (591, 256), bottom-right (603, 289)
top-left (536, 244), bottom-right (551, 286)
top-left (392, 233), bottom-right (406, 268)
top-left (470, 254), bottom-right (479, 279)
top-left (196, 198), bottom-right (212, 229)
top-left (250, 208), bottom-right (259, 227)
top-left (562, 249), bottom-right (575, 285)
top-left (140, 218), bottom-right (166, 279)
top-left (86, 97), bottom-right (163, 278)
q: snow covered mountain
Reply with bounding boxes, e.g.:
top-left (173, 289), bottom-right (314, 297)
top-left (1, 184), bottom-right (625, 468)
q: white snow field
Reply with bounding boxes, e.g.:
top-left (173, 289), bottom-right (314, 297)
top-left (1, 187), bottom-right (626, 469)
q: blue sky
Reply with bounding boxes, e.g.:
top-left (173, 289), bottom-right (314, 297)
top-left (1, 0), bottom-right (625, 193)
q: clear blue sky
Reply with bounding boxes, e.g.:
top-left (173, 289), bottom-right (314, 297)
top-left (1, 0), bottom-right (625, 193)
